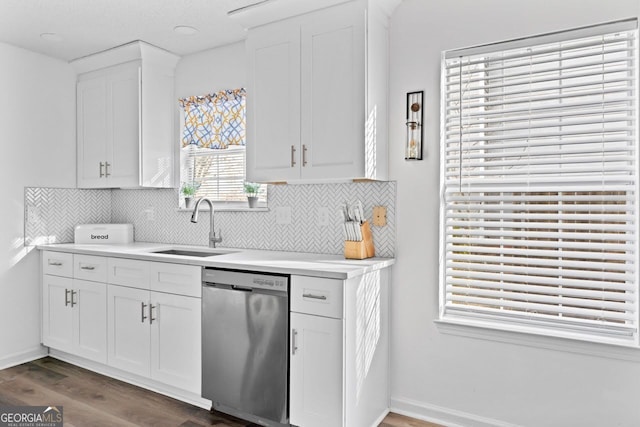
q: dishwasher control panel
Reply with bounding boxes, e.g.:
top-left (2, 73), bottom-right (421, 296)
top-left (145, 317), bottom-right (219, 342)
top-left (252, 276), bottom-right (287, 290)
top-left (202, 268), bottom-right (289, 293)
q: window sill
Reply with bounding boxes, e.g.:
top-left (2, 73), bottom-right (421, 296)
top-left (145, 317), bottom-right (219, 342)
top-left (435, 318), bottom-right (640, 362)
top-left (177, 206), bottom-right (269, 213)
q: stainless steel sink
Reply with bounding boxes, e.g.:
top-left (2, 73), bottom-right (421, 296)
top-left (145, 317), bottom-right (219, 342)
top-left (151, 249), bottom-right (225, 257)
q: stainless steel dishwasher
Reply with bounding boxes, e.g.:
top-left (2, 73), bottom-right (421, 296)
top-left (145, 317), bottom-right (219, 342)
top-left (202, 268), bottom-right (289, 427)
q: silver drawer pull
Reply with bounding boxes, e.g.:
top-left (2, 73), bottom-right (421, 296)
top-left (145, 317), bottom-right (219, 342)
top-left (80, 265), bottom-right (96, 271)
top-left (141, 302), bottom-right (148, 323)
top-left (302, 293), bottom-right (327, 300)
top-left (65, 289), bottom-right (70, 306)
top-left (70, 290), bottom-right (77, 307)
top-left (292, 329), bottom-right (298, 355)
top-left (150, 304), bottom-right (156, 325)
top-left (48, 261), bottom-right (63, 266)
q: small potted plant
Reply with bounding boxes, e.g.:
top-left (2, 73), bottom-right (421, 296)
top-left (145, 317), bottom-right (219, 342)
top-left (181, 182), bottom-right (199, 209)
top-left (243, 182), bottom-right (261, 208)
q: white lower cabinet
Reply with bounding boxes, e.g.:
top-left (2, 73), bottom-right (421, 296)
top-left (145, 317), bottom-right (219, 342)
top-left (74, 279), bottom-right (108, 362)
top-left (290, 312), bottom-right (343, 427)
top-left (42, 252), bottom-right (202, 397)
top-left (150, 291), bottom-right (201, 392)
top-left (43, 275), bottom-right (74, 352)
top-left (107, 285), bottom-right (201, 393)
top-left (107, 285), bottom-right (151, 376)
top-left (42, 274), bottom-right (107, 364)
top-left (289, 270), bottom-right (390, 427)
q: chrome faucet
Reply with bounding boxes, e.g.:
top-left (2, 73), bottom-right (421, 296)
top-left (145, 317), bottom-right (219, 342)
top-left (190, 198), bottom-right (223, 248)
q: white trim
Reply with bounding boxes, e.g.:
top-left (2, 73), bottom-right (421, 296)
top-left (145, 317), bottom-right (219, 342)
top-left (0, 346), bottom-right (48, 370)
top-left (370, 409), bottom-right (390, 427)
top-left (445, 18), bottom-right (637, 58)
top-left (49, 349), bottom-right (211, 410)
top-left (176, 206), bottom-right (269, 213)
top-left (435, 319), bottom-right (640, 362)
top-left (390, 395), bottom-right (518, 427)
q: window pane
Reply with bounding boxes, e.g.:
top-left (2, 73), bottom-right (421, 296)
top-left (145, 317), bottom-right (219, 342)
top-left (441, 21), bottom-right (638, 344)
top-left (179, 88), bottom-right (267, 204)
top-left (182, 146), bottom-right (267, 203)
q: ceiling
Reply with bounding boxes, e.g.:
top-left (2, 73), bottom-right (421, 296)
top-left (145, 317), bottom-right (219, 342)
top-left (0, 0), bottom-right (355, 62)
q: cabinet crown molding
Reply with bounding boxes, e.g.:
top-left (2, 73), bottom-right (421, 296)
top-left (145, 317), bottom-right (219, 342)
top-left (70, 40), bottom-right (180, 75)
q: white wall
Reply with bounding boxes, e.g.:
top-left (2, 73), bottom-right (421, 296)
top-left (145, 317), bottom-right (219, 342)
top-left (175, 41), bottom-right (246, 98)
top-left (0, 42), bottom-right (76, 367)
top-left (388, 1), bottom-right (640, 426)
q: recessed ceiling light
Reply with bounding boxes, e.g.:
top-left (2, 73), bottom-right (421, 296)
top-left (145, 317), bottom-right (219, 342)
top-left (173, 26), bottom-right (199, 35)
top-left (40, 33), bottom-right (63, 42)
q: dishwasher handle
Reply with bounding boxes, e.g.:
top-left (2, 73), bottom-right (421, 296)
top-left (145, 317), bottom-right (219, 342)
top-left (203, 282), bottom-right (254, 292)
top-left (231, 285), bottom-right (253, 292)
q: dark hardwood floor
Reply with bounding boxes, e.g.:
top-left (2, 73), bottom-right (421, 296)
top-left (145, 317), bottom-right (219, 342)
top-left (0, 357), bottom-right (442, 427)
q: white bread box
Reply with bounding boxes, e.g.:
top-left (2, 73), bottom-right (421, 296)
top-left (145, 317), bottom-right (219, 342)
top-left (74, 224), bottom-right (134, 244)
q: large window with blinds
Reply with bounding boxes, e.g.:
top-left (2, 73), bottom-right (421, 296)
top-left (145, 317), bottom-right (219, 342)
top-left (440, 19), bottom-right (639, 345)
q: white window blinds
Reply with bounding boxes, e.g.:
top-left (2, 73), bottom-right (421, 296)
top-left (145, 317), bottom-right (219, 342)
top-left (182, 145), bottom-right (267, 203)
top-left (440, 19), bottom-right (639, 344)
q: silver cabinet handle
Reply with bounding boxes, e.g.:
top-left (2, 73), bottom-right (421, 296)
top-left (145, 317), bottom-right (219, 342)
top-left (48, 261), bottom-right (63, 266)
top-left (80, 265), bottom-right (96, 271)
top-left (65, 289), bottom-right (70, 307)
top-left (105, 162), bottom-right (111, 177)
top-left (292, 329), bottom-right (298, 355)
top-left (70, 290), bottom-right (77, 307)
top-left (302, 293), bottom-right (327, 300)
top-left (149, 304), bottom-right (156, 325)
top-left (141, 302), bottom-right (147, 323)
top-left (291, 145), bottom-right (296, 167)
top-left (302, 144), bottom-right (308, 167)
top-left (99, 162), bottom-right (105, 178)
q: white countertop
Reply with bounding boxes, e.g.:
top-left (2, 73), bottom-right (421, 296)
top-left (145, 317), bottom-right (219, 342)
top-left (37, 242), bottom-right (394, 279)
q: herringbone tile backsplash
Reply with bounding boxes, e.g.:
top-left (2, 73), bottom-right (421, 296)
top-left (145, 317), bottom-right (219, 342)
top-left (25, 182), bottom-right (396, 257)
top-left (25, 187), bottom-right (112, 245)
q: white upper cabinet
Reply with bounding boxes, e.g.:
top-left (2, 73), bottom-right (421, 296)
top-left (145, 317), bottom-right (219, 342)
top-left (247, 19), bottom-right (301, 182)
top-left (73, 41), bottom-right (179, 189)
top-left (246, 0), bottom-right (391, 183)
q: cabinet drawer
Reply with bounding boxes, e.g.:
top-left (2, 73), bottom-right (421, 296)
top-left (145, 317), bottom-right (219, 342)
top-left (149, 262), bottom-right (201, 298)
top-left (108, 258), bottom-right (150, 289)
top-left (42, 251), bottom-right (73, 277)
top-left (74, 255), bottom-right (108, 283)
top-left (291, 276), bottom-right (343, 319)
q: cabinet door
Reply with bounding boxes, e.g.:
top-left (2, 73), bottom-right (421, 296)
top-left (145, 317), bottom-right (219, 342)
top-left (246, 20), bottom-right (301, 183)
top-left (107, 285), bottom-right (150, 377)
top-left (107, 62), bottom-right (140, 188)
top-left (300, 2), bottom-right (365, 180)
top-left (150, 292), bottom-right (201, 393)
top-left (77, 75), bottom-right (108, 188)
top-left (290, 312), bottom-right (343, 427)
top-left (42, 275), bottom-right (73, 353)
top-left (73, 280), bottom-right (107, 363)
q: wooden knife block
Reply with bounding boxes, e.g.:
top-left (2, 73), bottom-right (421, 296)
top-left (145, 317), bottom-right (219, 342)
top-left (344, 221), bottom-right (375, 259)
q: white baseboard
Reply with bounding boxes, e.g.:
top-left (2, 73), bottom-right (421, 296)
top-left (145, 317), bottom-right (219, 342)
top-left (49, 350), bottom-right (211, 410)
top-left (0, 346), bottom-right (48, 370)
top-left (390, 396), bottom-right (518, 427)
top-left (372, 409), bottom-right (390, 427)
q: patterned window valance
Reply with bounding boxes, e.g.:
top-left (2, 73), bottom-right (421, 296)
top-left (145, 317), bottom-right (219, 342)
top-left (179, 88), bottom-right (246, 149)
